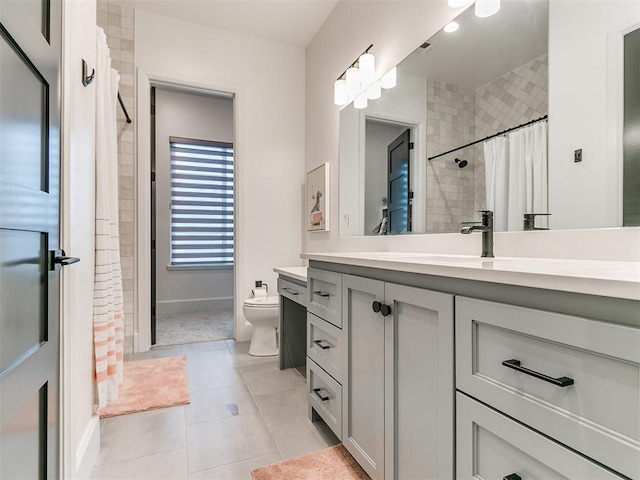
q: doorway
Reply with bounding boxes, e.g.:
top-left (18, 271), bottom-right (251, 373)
top-left (150, 86), bottom-right (235, 346)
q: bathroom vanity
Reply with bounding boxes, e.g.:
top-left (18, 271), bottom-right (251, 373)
top-left (301, 253), bottom-right (640, 480)
top-left (274, 267), bottom-right (308, 372)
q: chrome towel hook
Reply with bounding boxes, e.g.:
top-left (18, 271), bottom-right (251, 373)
top-left (82, 58), bottom-right (95, 87)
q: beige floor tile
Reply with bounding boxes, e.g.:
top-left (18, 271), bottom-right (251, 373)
top-left (253, 385), bottom-right (308, 425)
top-left (241, 362), bottom-right (306, 396)
top-left (185, 349), bottom-right (236, 372)
top-left (188, 453), bottom-right (282, 480)
top-left (186, 412), bottom-right (278, 473)
top-left (91, 448), bottom-right (188, 479)
top-left (182, 339), bottom-right (230, 354)
top-left (188, 364), bottom-right (245, 393)
top-left (186, 384), bottom-right (257, 425)
top-left (95, 407), bottom-right (186, 466)
top-left (267, 416), bottom-right (339, 461)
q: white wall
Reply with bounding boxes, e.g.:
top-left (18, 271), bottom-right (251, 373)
top-left (135, 10), bottom-right (305, 343)
top-left (155, 88), bottom-right (234, 315)
top-left (61, 0), bottom-right (100, 476)
top-left (304, 0), bottom-right (640, 261)
top-left (548, 0), bottom-right (640, 230)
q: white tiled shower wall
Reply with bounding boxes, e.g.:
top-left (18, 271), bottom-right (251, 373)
top-left (425, 54), bottom-right (549, 232)
top-left (97, 1), bottom-right (136, 354)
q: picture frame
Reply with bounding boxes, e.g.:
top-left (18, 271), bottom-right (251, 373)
top-left (306, 163), bottom-right (330, 232)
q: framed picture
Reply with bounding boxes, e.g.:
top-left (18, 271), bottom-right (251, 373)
top-left (307, 163), bottom-right (330, 232)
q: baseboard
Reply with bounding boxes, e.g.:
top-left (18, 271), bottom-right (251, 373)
top-left (156, 297), bottom-right (233, 316)
top-left (75, 414), bottom-right (100, 479)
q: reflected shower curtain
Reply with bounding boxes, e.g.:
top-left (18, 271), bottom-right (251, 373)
top-left (94, 27), bottom-right (124, 409)
top-left (484, 122), bottom-right (548, 231)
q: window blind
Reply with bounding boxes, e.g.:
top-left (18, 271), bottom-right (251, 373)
top-left (169, 136), bottom-right (234, 267)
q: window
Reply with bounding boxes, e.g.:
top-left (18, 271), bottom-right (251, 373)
top-left (169, 137), bottom-right (234, 267)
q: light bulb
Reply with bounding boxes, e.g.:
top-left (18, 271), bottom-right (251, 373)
top-left (444, 22), bottom-right (459, 33)
top-left (475, 0), bottom-right (500, 17)
top-left (448, 0), bottom-right (474, 7)
top-left (380, 67), bottom-right (396, 89)
top-left (354, 91), bottom-right (368, 109)
top-left (366, 81), bottom-right (381, 100)
top-left (334, 79), bottom-right (348, 106)
top-left (345, 67), bottom-right (361, 98)
top-left (358, 53), bottom-right (375, 83)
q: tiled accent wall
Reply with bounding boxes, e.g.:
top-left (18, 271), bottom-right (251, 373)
top-left (474, 54), bottom-right (549, 212)
top-left (426, 79), bottom-right (476, 232)
top-left (97, 1), bottom-right (136, 354)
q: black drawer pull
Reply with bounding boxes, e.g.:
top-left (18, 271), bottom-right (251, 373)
top-left (313, 339), bottom-right (331, 350)
top-left (312, 388), bottom-right (329, 401)
top-left (504, 474), bottom-right (521, 480)
top-left (372, 301), bottom-right (382, 313)
top-left (312, 290), bottom-right (331, 297)
top-left (380, 303), bottom-right (392, 317)
top-left (502, 359), bottom-right (574, 387)
top-left (282, 287), bottom-right (299, 296)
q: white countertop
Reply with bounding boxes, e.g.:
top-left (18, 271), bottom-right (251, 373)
top-left (273, 266), bottom-right (308, 284)
top-left (300, 252), bottom-right (640, 301)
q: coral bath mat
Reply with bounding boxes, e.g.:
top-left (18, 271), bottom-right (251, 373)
top-left (97, 355), bottom-right (189, 418)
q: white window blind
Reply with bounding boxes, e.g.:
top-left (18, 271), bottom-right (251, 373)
top-left (169, 136), bottom-right (234, 267)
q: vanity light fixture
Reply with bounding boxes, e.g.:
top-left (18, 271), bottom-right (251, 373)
top-left (444, 21), bottom-right (460, 33)
top-left (334, 44), bottom-right (397, 108)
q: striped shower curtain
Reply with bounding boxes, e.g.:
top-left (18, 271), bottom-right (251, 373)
top-left (94, 27), bottom-right (124, 409)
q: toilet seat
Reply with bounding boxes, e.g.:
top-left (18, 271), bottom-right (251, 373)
top-left (243, 295), bottom-right (279, 308)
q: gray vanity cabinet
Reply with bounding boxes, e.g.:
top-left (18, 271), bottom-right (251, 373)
top-left (342, 274), bottom-right (455, 480)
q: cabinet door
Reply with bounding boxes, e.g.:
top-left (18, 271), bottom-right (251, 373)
top-left (385, 283), bottom-right (454, 480)
top-left (342, 275), bottom-right (386, 480)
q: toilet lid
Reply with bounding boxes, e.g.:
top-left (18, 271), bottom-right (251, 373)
top-left (244, 295), bottom-right (279, 308)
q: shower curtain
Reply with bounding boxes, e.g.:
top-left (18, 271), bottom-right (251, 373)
top-left (94, 27), bottom-right (124, 409)
top-left (484, 122), bottom-right (548, 231)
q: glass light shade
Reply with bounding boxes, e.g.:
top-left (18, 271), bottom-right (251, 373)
top-left (475, 0), bottom-right (500, 17)
top-left (358, 53), bottom-right (375, 82)
top-left (354, 92), bottom-right (368, 109)
top-left (444, 21), bottom-right (459, 33)
top-left (345, 67), bottom-right (361, 97)
top-left (448, 0), bottom-right (474, 7)
top-left (380, 67), bottom-right (397, 89)
top-left (366, 81), bottom-right (381, 100)
top-left (334, 79), bottom-right (348, 106)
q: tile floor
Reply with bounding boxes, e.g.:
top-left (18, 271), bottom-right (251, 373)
top-left (91, 340), bottom-right (339, 479)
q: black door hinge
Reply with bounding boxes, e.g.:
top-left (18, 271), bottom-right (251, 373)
top-left (409, 142), bottom-right (414, 150)
top-left (151, 171), bottom-right (156, 181)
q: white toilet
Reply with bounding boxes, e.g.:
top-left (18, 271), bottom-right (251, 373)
top-left (243, 294), bottom-right (279, 356)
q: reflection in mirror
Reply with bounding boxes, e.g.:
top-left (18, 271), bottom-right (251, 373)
top-left (339, 0), bottom-right (550, 236)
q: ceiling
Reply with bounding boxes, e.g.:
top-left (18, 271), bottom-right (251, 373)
top-left (399, 0), bottom-right (548, 90)
top-left (110, 0), bottom-right (340, 48)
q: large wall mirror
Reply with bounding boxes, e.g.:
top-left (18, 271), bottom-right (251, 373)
top-left (338, 0), bottom-right (640, 236)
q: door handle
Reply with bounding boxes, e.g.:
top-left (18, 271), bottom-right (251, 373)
top-left (49, 250), bottom-right (80, 271)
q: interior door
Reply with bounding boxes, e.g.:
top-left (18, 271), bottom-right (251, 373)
top-left (386, 129), bottom-right (411, 234)
top-left (0, 0), bottom-right (62, 477)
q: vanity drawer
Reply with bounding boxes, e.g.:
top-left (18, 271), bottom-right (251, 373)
top-left (456, 393), bottom-right (622, 480)
top-left (456, 296), bottom-right (640, 479)
top-left (307, 312), bottom-right (343, 384)
top-left (278, 277), bottom-right (307, 307)
top-left (307, 268), bottom-right (342, 328)
top-left (307, 358), bottom-right (342, 439)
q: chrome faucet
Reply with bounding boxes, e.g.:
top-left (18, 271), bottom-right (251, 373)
top-left (461, 210), bottom-right (494, 258)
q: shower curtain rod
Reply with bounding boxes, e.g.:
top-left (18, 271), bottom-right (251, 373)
top-left (118, 91), bottom-right (132, 124)
top-left (427, 114), bottom-right (548, 161)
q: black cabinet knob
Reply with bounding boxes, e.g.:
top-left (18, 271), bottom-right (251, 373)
top-left (372, 301), bottom-right (382, 313)
top-left (380, 304), bottom-right (392, 317)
